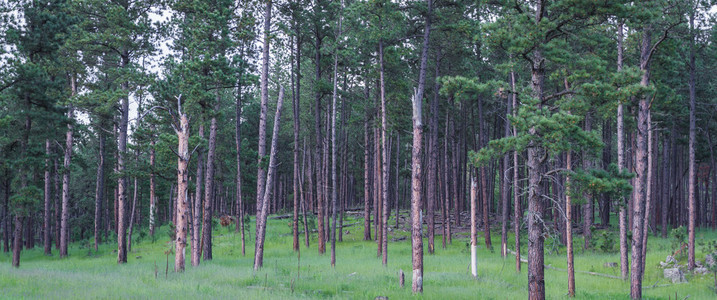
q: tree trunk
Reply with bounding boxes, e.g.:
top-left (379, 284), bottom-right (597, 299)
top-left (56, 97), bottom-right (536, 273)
top-left (566, 151), bottom-right (575, 297)
top-left (411, 0), bottom-right (431, 292)
top-left (301, 138), bottom-right (310, 248)
top-left (583, 114), bottom-right (593, 249)
top-left (54, 158), bottom-right (60, 250)
top-left (511, 69), bottom-right (521, 273)
top-left (616, 21), bottom-right (629, 280)
top-left (127, 176), bottom-right (138, 252)
top-left (500, 90), bottom-right (511, 258)
top-left (254, 87), bottom-right (285, 270)
top-left (687, 11), bottom-right (697, 271)
top-left (13, 216), bottom-right (22, 267)
top-left (175, 110), bottom-right (190, 272)
top-left (60, 104), bottom-right (75, 258)
top-left (629, 27), bottom-right (653, 300)
top-left (202, 101), bottom-right (219, 261)
top-left (255, 0), bottom-right (272, 259)
top-left (192, 124), bottom-right (204, 266)
top-left (235, 62), bottom-right (246, 255)
top-left (641, 112), bottom-right (653, 277)
top-left (379, 40), bottom-right (389, 266)
top-left (330, 11), bottom-right (342, 266)
top-left (149, 138), bottom-right (156, 237)
top-left (478, 95), bottom-right (491, 250)
top-left (527, 7), bottom-right (546, 296)
top-left (117, 56), bottom-right (130, 264)
top-left (444, 113), bottom-right (451, 247)
top-left (427, 47), bottom-right (440, 255)
top-left (291, 28), bottom-right (301, 252)
top-left (364, 90), bottom-right (372, 241)
top-left (470, 174), bottom-right (478, 277)
top-left (662, 135), bottom-right (670, 237)
top-left (44, 139), bottom-right (53, 255)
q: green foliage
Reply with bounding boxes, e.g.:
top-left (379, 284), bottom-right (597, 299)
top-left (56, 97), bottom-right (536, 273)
top-left (569, 163), bottom-right (634, 203)
top-left (9, 185), bottom-right (42, 216)
top-left (671, 226), bottom-right (688, 259)
top-left (592, 231), bottom-right (617, 253)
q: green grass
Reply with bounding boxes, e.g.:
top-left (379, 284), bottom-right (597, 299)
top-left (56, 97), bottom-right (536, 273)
top-left (1, 215), bottom-right (717, 299)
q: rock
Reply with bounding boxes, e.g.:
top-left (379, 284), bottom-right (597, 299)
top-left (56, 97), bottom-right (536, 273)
top-left (664, 268), bottom-right (687, 283)
top-left (706, 252), bottom-right (717, 267)
top-left (659, 261), bottom-right (670, 268)
top-left (695, 267), bottom-right (709, 275)
top-left (603, 262), bottom-right (618, 268)
top-left (665, 255), bottom-right (677, 264)
top-left (374, 297), bottom-right (388, 300)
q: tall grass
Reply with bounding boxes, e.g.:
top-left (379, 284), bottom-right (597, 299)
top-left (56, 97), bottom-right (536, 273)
top-left (1, 215), bottom-right (716, 299)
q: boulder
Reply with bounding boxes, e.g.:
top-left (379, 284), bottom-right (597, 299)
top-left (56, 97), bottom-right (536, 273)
top-left (603, 262), bottom-right (618, 268)
top-left (694, 267), bottom-right (709, 275)
top-left (665, 255), bottom-right (677, 264)
top-left (664, 268), bottom-right (687, 283)
top-left (706, 252), bottom-right (717, 267)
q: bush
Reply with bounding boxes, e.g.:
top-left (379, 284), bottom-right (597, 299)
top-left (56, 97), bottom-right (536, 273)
top-left (592, 231), bottom-right (616, 253)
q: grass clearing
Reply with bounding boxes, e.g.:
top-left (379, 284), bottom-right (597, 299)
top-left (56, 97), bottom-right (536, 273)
top-left (2, 214), bottom-right (716, 299)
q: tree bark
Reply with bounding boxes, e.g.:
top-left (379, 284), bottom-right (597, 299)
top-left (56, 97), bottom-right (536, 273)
top-left (60, 101), bottom-right (75, 258)
top-left (254, 87), bottom-right (285, 270)
top-left (427, 47), bottom-right (440, 255)
top-left (500, 90), bottom-right (511, 258)
top-left (616, 21), bottom-right (629, 280)
top-left (687, 11), bottom-right (697, 270)
top-left (630, 27), bottom-right (653, 300)
top-left (566, 151), bottom-right (575, 297)
top-left (44, 140), bottom-right (53, 255)
top-left (149, 138), bottom-right (156, 237)
top-left (202, 101), bottom-right (219, 261)
top-left (478, 95), bottom-right (491, 250)
top-left (379, 39), bottom-right (389, 266)
top-left (583, 114), bottom-right (593, 249)
top-left (330, 10), bottom-right (342, 266)
top-left (117, 55), bottom-right (130, 264)
top-left (192, 124), bottom-right (204, 266)
top-left (13, 216), bottom-right (22, 267)
top-left (411, 0), bottom-right (431, 292)
top-left (235, 57), bottom-right (246, 255)
top-left (291, 28), bottom-right (301, 252)
top-left (528, 6), bottom-right (546, 297)
top-left (662, 135), bottom-right (670, 237)
top-left (470, 174), bottom-right (478, 278)
top-left (363, 88), bottom-right (372, 241)
top-left (511, 69), bottom-right (521, 273)
top-left (175, 110), bottom-right (190, 272)
top-left (255, 0), bottom-right (272, 259)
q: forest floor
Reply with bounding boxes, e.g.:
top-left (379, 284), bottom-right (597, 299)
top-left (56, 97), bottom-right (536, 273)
top-left (2, 213), bottom-right (717, 299)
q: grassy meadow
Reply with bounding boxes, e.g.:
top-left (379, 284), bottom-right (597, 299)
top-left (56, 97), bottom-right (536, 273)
top-left (2, 214), bottom-right (717, 299)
